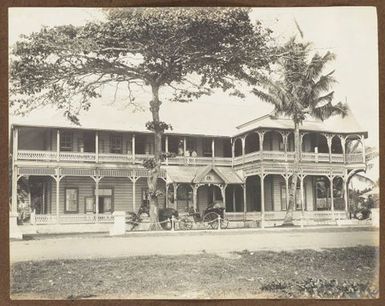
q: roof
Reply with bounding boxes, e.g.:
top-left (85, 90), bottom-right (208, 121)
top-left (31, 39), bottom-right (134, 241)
top-left (9, 95), bottom-right (367, 137)
top-left (235, 110), bottom-right (367, 137)
top-left (10, 97), bottom-right (263, 138)
top-left (165, 165), bottom-right (243, 184)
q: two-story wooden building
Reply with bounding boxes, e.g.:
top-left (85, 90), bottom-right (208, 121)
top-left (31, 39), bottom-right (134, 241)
top-left (9, 101), bottom-right (367, 234)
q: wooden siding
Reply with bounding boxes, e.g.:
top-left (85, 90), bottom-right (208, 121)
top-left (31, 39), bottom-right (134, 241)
top-left (272, 175), bottom-right (285, 212)
top-left (49, 176), bottom-right (166, 214)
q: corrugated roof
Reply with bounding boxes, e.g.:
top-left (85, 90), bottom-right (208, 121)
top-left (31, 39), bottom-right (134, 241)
top-left (10, 98), bottom-right (264, 137)
top-left (9, 96), bottom-right (367, 137)
top-left (235, 109), bottom-right (367, 137)
top-left (165, 165), bottom-right (243, 184)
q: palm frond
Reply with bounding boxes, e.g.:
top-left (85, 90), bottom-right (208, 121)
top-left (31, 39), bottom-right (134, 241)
top-left (306, 52), bottom-right (336, 82)
top-left (310, 100), bottom-right (348, 121)
top-left (252, 88), bottom-right (280, 108)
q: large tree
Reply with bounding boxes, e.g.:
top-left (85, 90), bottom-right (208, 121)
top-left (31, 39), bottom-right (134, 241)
top-left (253, 38), bottom-right (348, 225)
top-left (10, 8), bottom-right (273, 229)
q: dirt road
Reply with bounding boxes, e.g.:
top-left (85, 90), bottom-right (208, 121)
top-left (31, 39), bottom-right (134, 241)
top-left (10, 227), bottom-right (378, 263)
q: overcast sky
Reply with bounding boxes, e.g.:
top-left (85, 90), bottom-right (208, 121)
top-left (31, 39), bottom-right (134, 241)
top-left (8, 7), bottom-right (379, 151)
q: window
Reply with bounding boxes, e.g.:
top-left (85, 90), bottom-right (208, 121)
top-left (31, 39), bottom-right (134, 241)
top-left (110, 134), bottom-right (123, 154)
top-left (85, 197), bottom-right (95, 213)
top-left (65, 188), bottom-right (78, 213)
top-left (60, 132), bottom-right (73, 151)
top-left (203, 138), bottom-right (212, 157)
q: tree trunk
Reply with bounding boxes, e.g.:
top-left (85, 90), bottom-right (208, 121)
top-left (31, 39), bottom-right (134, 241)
top-left (148, 84), bottom-right (162, 231)
top-left (282, 122), bottom-right (300, 226)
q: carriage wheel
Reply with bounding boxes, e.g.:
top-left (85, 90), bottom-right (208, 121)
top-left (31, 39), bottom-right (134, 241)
top-left (203, 212), bottom-right (219, 229)
top-left (179, 217), bottom-right (193, 230)
top-left (160, 219), bottom-right (172, 230)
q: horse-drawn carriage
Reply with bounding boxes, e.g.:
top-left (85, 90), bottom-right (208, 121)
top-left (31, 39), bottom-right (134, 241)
top-left (126, 203), bottom-right (228, 231)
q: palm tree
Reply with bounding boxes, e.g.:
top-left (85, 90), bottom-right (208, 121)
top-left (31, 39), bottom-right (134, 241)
top-left (253, 38), bottom-right (348, 225)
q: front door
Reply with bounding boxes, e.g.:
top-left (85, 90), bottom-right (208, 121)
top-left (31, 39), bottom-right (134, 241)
top-left (30, 178), bottom-right (48, 214)
top-left (98, 193), bottom-right (113, 213)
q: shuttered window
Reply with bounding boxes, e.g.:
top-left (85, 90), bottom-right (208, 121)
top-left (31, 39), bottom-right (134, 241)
top-left (65, 188), bottom-right (78, 213)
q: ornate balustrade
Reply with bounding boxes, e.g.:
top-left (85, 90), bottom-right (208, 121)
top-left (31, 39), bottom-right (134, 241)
top-left (346, 153), bottom-right (364, 163)
top-left (17, 150), bottom-right (232, 166)
top-left (33, 214), bottom-right (57, 224)
top-left (99, 153), bottom-right (132, 163)
top-left (225, 210), bottom-right (347, 224)
top-left (16, 149), bottom-right (362, 172)
top-left (60, 152), bottom-right (96, 162)
top-left (262, 151), bottom-right (287, 161)
top-left (18, 150), bottom-right (57, 161)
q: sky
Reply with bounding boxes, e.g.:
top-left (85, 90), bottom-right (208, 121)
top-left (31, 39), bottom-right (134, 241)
top-left (8, 7), bottom-right (379, 181)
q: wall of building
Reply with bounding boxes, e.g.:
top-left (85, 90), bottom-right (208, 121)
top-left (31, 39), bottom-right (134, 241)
top-left (271, 175), bottom-right (285, 211)
top-left (49, 176), bottom-right (166, 215)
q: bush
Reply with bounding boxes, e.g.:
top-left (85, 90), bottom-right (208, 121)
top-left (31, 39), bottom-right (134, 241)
top-left (297, 277), bottom-right (378, 298)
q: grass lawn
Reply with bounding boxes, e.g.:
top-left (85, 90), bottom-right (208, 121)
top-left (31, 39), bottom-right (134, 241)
top-left (11, 246), bottom-right (378, 299)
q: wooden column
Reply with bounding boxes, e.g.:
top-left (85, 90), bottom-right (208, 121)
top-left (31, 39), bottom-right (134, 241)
top-left (283, 133), bottom-right (288, 161)
top-left (132, 134), bottom-right (136, 164)
top-left (241, 136), bottom-right (246, 165)
top-left (326, 134), bottom-right (332, 163)
top-left (183, 137), bottom-right (187, 153)
top-left (258, 132), bottom-right (264, 160)
top-left (330, 176), bottom-right (335, 220)
top-left (173, 183), bottom-right (178, 210)
top-left (339, 135), bottom-right (346, 164)
top-left (300, 176), bottom-right (305, 211)
top-left (231, 140), bottom-right (235, 167)
top-left (260, 174), bottom-right (265, 227)
top-left (285, 175), bottom-right (289, 210)
top-left (56, 129), bottom-right (60, 162)
top-left (220, 185), bottom-right (227, 211)
top-left (95, 131), bottom-right (99, 163)
top-left (95, 178), bottom-right (100, 222)
top-left (241, 136), bottom-right (245, 156)
top-left (211, 138), bottom-right (215, 159)
top-left (55, 170), bottom-right (61, 224)
top-left (132, 177), bottom-right (137, 212)
top-left (243, 183), bottom-right (247, 214)
top-left (361, 135), bottom-right (366, 163)
top-left (192, 185), bottom-right (198, 211)
top-left (13, 127), bottom-right (18, 163)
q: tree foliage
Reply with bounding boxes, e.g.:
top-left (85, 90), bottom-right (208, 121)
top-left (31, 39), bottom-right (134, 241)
top-left (252, 37), bottom-right (349, 225)
top-left (253, 38), bottom-right (348, 125)
top-left (10, 8), bottom-right (273, 122)
top-left (10, 8), bottom-right (274, 228)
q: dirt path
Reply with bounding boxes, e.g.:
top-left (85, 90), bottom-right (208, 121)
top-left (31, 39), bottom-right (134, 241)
top-left (10, 227), bottom-right (378, 263)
